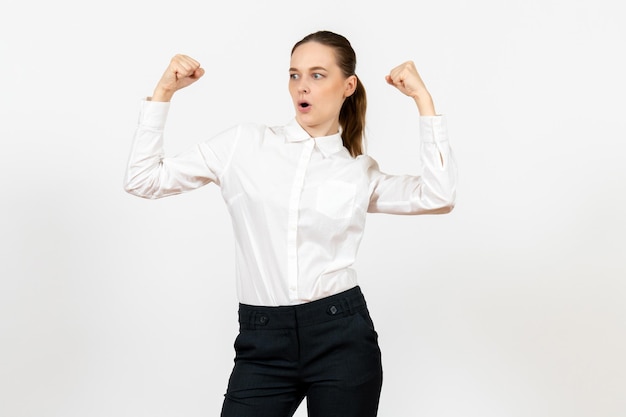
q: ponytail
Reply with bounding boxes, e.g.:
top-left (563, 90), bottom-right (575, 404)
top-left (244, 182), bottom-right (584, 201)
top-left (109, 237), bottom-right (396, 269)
top-left (339, 76), bottom-right (366, 157)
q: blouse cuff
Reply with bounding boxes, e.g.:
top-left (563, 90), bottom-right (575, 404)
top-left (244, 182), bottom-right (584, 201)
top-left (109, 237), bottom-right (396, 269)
top-left (138, 99), bottom-right (170, 130)
top-left (419, 115), bottom-right (448, 143)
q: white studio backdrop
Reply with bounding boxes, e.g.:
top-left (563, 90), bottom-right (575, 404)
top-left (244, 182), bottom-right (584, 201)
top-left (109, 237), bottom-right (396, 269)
top-left (1, 0), bottom-right (624, 416)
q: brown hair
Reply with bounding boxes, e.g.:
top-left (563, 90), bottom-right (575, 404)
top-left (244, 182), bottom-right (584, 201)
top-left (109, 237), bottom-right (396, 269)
top-left (292, 31), bottom-right (367, 157)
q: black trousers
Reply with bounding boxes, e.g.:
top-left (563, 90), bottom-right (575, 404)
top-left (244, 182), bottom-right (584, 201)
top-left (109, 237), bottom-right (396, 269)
top-left (221, 286), bottom-right (383, 417)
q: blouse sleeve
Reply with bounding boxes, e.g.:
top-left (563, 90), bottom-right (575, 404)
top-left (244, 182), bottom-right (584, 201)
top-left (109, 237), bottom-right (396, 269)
top-left (123, 100), bottom-right (239, 199)
top-left (367, 115), bottom-right (458, 215)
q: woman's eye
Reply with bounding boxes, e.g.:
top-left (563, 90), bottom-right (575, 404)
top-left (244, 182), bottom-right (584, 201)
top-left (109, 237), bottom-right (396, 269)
top-left (312, 73), bottom-right (323, 79)
top-left (290, 73), bottom-right (299, 80)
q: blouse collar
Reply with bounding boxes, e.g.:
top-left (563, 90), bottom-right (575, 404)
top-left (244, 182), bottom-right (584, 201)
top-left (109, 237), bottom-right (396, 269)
top-left (284, 118), bottom-right (346, 158)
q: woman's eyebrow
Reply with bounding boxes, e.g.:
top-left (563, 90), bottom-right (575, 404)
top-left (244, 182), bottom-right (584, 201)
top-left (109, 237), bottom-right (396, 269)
top-left (289, 66), bottom-right (328, 72)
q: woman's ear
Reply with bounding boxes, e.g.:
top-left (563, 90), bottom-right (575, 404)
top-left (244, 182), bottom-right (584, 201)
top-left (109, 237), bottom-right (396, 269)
top-left (344, 74), bottom-right (357, 98)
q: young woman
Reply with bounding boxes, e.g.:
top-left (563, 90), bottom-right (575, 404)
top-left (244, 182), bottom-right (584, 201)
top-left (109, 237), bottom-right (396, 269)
top-left (124, 30), bottom-right (457, 417)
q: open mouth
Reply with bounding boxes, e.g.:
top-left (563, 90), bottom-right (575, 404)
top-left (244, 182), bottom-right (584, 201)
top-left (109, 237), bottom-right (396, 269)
top-left (298, 101), bottom-right (311, 109)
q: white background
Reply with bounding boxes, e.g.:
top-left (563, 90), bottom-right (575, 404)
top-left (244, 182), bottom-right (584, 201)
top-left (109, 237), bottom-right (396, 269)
top-left (1, 0), bottom-right (624, 416)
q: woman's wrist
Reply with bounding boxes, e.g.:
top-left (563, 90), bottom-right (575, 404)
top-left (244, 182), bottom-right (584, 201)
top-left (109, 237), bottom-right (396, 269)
top-left (413, 92), bottom-right (436, 116)
top-left (151, 86), bottom-right (175, 102)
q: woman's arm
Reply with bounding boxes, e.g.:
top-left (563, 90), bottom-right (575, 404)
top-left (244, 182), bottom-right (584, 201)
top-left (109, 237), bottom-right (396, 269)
top-left (123, 55), bottom-right (231, 199)
top-left (366, 117), bottom-right (457, 215)
top-left (366, 62), bottom-right (457, 214)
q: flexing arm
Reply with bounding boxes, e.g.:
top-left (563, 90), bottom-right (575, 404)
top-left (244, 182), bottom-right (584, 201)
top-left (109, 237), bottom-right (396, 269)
top-left (366, 62), bottom-right (457, 214)
top-left (124, 55), bottom-right (230, 199)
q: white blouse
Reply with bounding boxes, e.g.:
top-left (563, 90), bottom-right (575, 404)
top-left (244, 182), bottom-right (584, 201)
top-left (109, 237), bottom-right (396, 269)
top-left (124, 100), bottom-right (457, 306)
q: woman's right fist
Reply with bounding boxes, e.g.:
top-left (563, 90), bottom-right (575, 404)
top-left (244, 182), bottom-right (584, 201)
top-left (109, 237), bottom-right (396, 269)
top-left (152, 54), bottom-right (205, 102)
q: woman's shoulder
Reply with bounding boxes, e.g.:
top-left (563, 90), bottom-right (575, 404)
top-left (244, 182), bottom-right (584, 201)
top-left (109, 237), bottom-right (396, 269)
top-left (355, 153), bottom-right (379, 166)
top-left (205, 120), bottom-right (293, 152)
top-left (207, 121), bottom-right (271, 142)
top-left (232, 121), bottom-right (291, 137)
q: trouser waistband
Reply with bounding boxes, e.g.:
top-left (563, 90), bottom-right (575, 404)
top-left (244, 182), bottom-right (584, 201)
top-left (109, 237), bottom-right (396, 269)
top-left (238, 286), bottom-right (367, 330)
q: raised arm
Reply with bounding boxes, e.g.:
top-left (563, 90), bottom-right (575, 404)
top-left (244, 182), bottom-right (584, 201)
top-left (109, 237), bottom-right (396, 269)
top-left (123, 55), bottom-right (230, 199)
top-left (367, 61), bottom-right (457, 215)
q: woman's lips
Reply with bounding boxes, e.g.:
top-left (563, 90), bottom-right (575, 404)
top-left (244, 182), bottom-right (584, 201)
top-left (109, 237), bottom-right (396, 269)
top-left (298, 101), bottom-right (312, 113)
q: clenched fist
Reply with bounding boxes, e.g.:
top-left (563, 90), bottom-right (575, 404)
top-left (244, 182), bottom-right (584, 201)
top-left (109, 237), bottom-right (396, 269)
top-left (385, 61), bottom-right (435, 116)
top-left (152, 54), bottom-right (205, 102)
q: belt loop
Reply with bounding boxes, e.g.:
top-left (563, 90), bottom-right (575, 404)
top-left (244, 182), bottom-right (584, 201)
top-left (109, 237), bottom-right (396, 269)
top-left (342, 297), bottom-right (353, 315)
top-left (250, 311), bottom-right (257, 329)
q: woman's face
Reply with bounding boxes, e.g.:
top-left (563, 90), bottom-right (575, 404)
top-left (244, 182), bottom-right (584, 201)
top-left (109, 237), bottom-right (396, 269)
top-left (289, 41), bottom-right (356, 138)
